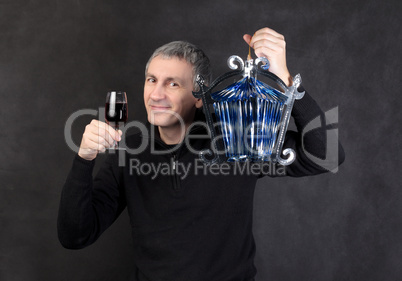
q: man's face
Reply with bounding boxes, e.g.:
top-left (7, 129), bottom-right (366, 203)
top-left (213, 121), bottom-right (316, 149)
top-left (144, 55), bottom-right (202, 129)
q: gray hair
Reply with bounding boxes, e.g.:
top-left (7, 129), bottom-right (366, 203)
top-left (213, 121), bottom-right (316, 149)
top-left (145, 41), bottom-right (212, 91)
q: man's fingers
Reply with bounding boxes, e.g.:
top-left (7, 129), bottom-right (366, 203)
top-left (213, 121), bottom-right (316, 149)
top-left (248, 28), bottom-right (285, 47)
top-left (84, 138), bottom-right (107, 153)
top-left (242, 27), bottom-right (291, 86)
top-left (91, 120), bottom-right (121, 142)
top-left (243, 34), bottom-right (253, 46)
top-left (253, 40), bottom-right (285, 55)
top-left (254, 27), bottom-right (284, 40)
top-left (86, 132), bottom-right (114, 149)
top-left (87, 124), bottom-right (114, 145)
top-left (252, 35), bottom-right (285, 49)
top-left (82, 119), bottom-right (122, 151)
top-left (244, 30), bottom-right (286, 61)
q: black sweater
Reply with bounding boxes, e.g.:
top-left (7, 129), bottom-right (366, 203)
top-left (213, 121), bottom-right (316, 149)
top-left (58, 90), bottom-right (345, 281)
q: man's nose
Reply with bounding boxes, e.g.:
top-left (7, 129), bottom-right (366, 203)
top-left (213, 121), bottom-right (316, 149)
top-left (149, 84), bottom-right (166, 100)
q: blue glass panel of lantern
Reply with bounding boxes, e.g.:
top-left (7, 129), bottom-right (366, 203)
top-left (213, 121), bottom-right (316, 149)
top-left (211, 76), bottom-right (287, 161)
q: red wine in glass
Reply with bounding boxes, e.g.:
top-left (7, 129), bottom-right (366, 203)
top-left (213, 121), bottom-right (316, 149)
top-left (105, 91), bottom-right (128, 149)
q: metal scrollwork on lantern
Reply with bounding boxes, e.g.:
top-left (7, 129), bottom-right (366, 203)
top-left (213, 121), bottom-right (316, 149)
top-left (193, 55), bottom-right (304, 165)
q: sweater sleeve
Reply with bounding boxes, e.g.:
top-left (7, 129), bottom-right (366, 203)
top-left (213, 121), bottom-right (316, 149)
top-left (280, 87), bottom-right (345, 177)
top-left (57, 154), bottom-right (126, 249)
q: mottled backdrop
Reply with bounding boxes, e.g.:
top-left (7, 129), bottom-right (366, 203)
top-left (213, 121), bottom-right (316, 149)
top-left (0, 0), bottom-right (401, 280)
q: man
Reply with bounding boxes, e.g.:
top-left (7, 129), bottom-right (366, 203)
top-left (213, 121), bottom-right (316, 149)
top-left (58, 27), bottom-right (345, 281)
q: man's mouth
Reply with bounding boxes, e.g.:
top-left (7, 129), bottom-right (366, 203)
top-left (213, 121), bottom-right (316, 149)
top-left (149, 105), bottom-right (171, 111)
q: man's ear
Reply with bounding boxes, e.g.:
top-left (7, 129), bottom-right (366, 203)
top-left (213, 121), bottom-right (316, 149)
top-left (195, 98), bottom-right (203, 108)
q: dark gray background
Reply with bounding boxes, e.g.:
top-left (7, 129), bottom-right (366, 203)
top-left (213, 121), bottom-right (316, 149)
top-left (1, 0), bottom-right (401, 280)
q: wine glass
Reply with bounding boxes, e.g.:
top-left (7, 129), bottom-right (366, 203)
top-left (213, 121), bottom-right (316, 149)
top-left (105, 91), bottom-right (128, 149)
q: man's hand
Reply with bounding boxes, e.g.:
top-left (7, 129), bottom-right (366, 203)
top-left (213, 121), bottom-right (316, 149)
top-left (78, 120), bottom-right (122, 161)
top-left (243, 27), bottom-right (292, 86)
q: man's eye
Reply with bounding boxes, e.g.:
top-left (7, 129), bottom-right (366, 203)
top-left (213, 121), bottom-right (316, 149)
top-left (169, 82), bottom-right (178, 87)
top-left (147, 78), bottom-right (156, 83)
